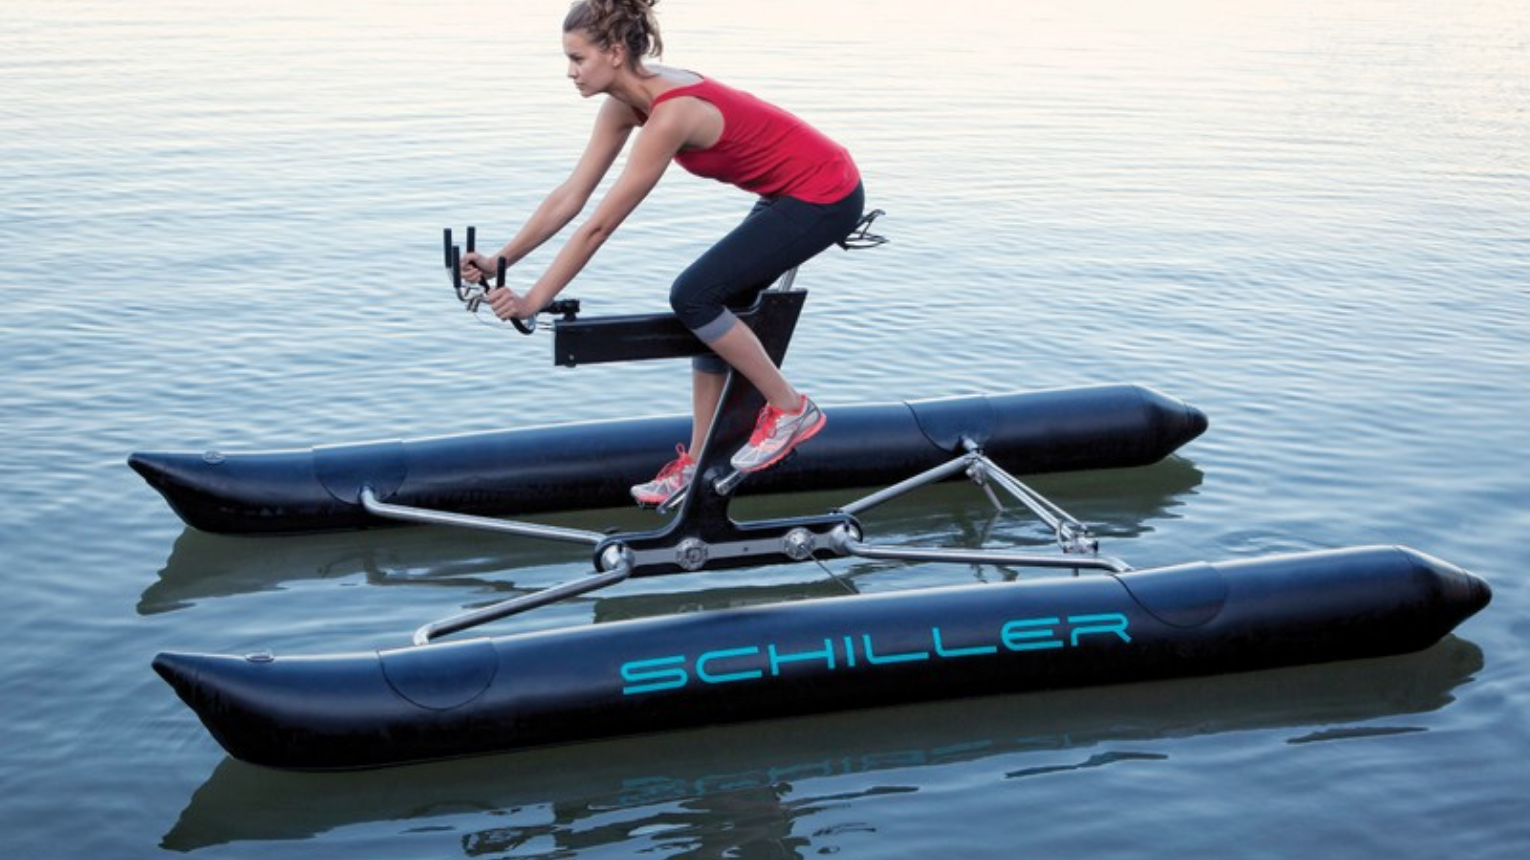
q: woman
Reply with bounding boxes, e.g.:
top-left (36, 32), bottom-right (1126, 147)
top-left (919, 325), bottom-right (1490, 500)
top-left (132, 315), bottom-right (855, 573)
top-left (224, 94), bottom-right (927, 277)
top-left (465, 0), bottom-right (864, 506)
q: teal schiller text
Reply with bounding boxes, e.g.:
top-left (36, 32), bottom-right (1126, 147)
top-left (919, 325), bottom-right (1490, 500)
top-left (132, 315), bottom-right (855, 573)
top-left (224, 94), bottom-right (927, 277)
top-left (620, 613), bottom-right (1131, 696)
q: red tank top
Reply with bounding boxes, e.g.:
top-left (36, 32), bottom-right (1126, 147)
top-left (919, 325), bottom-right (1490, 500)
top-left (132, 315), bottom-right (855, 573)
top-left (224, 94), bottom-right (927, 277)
top-left (646, 77), bottom-right (860, 204)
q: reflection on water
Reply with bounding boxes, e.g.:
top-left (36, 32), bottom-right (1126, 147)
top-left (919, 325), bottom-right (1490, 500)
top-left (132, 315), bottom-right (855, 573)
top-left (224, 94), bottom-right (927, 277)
top-left (162, 637), bottom-right (1482, 854)
top-left (1006, 751), bottom-right (1169, 779)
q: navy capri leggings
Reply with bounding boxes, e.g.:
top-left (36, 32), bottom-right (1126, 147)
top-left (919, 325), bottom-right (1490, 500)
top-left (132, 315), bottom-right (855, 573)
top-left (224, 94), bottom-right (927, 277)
top-left (671, 182), bottom-right (864, 373)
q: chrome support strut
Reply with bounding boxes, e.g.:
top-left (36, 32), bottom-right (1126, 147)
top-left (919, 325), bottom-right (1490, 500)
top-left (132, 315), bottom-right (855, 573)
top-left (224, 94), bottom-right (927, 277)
top-left (838, 456), bottom-right (975, 515)
top-left (360, 487), bottom-right (605, 546)
top-left (413, 557), bottom-right (632, 645)
top-left (828, 525), bottom-right (1130, 573)
top-left (838, 440), bottom-right (1103, 557)
top-left (384, 437), bottom-right (1124, 644)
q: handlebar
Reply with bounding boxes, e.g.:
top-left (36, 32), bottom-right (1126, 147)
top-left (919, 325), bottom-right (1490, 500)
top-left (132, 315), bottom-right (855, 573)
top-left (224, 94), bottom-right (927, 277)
top-left (443, 226), bottom-right (581, 334)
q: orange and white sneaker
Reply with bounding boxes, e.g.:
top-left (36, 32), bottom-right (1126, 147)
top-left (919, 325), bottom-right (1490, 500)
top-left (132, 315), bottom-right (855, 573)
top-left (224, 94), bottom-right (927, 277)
top-left (631, 444), bottom-right (696, 507)
top-left (730, 395), bottom-right (826, 473)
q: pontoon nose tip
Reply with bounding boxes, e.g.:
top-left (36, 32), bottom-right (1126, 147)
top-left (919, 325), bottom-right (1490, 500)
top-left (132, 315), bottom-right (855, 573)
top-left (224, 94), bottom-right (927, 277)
top-left (1400, 546), bottom-right (1493, 619)
top-left (153, 651), bottom-right (203, 700)
top-left (129, 451), bottom-right (203, 488)
top-left (126, 452), bottom-right (160, 482)
top-left (129, 450), bottom-right (222, 484)
top-left (1184, 403), bottom-right (1209, 439)
top-left (1160, 397), bottom-right (1208, 449)
top-left (1465, 565), bottom-right (1493, 615)
top-left (1139, 386), bottom-right (1209, 443)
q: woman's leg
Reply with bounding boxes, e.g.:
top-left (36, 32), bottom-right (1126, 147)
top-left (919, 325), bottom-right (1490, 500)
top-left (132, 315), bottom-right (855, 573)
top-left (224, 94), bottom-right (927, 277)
top-left (689, 367), bottom-right (727, 452)
top-left (707, 324), bottom-right (799, 410)
top-left (687, 326), bottom-right (799, 453)
top-left (670, 187), bottom-right (864, 342)
top-left (673, 185), bottom-right (863, 378)
top-left (661, 185), bottom-right (864, 480)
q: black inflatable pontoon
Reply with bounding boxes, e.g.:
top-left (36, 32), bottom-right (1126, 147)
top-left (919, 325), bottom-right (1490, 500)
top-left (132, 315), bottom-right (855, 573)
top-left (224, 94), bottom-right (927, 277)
top-left (143, 281), bottom-right (1491, 771)
top-left (129, 383), bottom-right (1206, 535)
top-left (154, 545), bottom-right (1489, 770)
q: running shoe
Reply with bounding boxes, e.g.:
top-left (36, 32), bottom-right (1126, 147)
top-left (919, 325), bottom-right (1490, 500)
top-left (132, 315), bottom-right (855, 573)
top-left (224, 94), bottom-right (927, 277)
top-left (631, 444), bottom-right (696, 506)
top-left (730, 395), bottom-right (826, 473)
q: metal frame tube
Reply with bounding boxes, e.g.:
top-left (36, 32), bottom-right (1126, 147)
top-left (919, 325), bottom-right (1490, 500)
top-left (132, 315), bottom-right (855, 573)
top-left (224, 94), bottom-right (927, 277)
top-left (413, 563), bottom-right (632, 645)
top-left (838, 455), bottom-right (977, 516)
top-left (838, 446), bottom-right (1102, 557)
top-left (973, 461), bottom-right (1066, 531)
top-left (835, 533), bottom-right (1130, 573)
top-left (368, 376), bottom-right (1134, 642)
top-left (360, 487), bottom-right (604, 546)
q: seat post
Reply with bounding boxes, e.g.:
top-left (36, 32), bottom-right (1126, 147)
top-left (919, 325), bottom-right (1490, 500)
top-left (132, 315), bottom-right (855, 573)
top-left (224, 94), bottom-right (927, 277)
top-left (567, 286), bottom-right (855, 577)
top-left (643, 288), bottom-right (808, 544)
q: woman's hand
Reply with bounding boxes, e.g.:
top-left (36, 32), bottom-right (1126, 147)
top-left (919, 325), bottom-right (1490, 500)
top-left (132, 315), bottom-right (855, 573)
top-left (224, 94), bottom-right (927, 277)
top-left (464, 251), bottom-right (535, 322)
top-left (460, 251), bottom-right (502, 286)
top-left (485, 285), bottom-right (530, 322)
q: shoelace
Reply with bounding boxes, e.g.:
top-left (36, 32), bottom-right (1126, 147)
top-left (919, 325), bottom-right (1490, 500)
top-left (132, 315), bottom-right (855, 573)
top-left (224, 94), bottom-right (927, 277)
top-left (656, 444), bottom-right (693, 481)
top-left (748, 405), bottom-right (785, 445)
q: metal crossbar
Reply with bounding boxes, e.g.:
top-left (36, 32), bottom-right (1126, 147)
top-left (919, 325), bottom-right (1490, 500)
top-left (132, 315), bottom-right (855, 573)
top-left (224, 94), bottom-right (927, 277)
top-left (359, 487), bottom-right (604, 546)
top-left (368, 437), bottom-right (1129, 643)
top-left (838, 440), bottom-right (1105, 558)
top-left (412, 562), bottom-right (632, 645)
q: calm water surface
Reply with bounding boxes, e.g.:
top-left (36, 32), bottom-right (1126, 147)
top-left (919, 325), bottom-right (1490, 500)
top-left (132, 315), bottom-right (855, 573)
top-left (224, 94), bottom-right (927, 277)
top-left (2, 0), bottom-right (1527, 857)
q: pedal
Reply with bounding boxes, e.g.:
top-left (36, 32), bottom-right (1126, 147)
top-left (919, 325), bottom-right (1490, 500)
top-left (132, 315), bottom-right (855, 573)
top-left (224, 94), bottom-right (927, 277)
top-left (713, 447), bottom-right (802, 496)
top-left (712, 468), bottom-right (747, 497)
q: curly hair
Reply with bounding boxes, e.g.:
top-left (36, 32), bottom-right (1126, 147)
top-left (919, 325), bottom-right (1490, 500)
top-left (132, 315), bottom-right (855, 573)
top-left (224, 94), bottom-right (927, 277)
top-left (563, 0), bottom-right (663, 68)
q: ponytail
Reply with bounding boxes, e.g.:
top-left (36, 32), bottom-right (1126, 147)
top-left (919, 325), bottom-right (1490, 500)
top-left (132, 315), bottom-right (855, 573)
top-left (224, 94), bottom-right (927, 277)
top-left (563, 0), bottom-right (663, 68)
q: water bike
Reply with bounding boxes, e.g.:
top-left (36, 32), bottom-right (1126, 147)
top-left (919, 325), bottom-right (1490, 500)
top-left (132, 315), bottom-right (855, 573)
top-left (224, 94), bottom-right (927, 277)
top-left (138, 223), bottom-right (1490, 770)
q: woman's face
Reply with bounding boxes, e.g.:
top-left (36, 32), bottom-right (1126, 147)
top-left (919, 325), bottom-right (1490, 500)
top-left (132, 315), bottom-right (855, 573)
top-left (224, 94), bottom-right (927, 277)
top-left (563, 30), bottom-right (621, 97)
